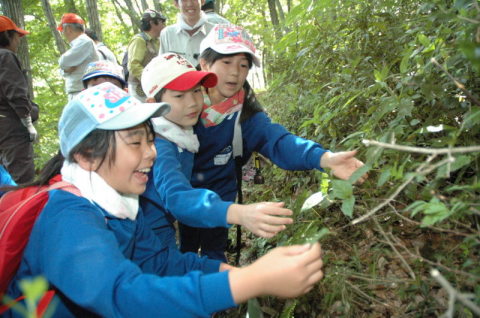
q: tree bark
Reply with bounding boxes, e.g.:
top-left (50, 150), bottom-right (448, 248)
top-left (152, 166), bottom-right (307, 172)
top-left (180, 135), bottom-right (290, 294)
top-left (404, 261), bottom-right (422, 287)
top-left (267, 0), bottom-right (281, 40)
top-left (85, 0), bottom-right (103, 41)
top-left (140, 0), bottom-right (148, 11)
top-left (112, 0), bottom-right (141, 33)
top-left (63, 0), bottom-right (78, 13)
top-left (0, 0), bottom-right (34, 97)
top-left (275, 0), bottom-right (285, 22)
top-left (40, 0), bottom-right (67, 55)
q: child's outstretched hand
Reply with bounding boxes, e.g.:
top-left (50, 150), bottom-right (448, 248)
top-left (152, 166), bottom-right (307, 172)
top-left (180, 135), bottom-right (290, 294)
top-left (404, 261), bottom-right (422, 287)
top-left (228, 202), bottom-right (293, 238)
top-left (320, 150), bottom-right (367, 183)
top-left (229, 242), bottom-right (324, 303)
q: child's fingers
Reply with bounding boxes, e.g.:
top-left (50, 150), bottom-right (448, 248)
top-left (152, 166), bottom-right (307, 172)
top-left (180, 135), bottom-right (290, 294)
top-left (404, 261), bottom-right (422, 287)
top-left (262, 214), bottom-right (293, 225)
top-left (295, 242), bottom-right (322, 264)
top-left (261, 202), bottom-right (293, 216)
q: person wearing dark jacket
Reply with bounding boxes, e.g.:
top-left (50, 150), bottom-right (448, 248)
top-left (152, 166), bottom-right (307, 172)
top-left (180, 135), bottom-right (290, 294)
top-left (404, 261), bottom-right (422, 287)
top-left (0, 15), bottom-right (38, 184)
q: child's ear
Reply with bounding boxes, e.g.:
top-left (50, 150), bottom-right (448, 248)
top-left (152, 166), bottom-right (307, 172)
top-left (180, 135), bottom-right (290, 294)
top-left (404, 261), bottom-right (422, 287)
top-left (73, 153), bottom-right (99, 171)
top-left (145, 97), bottom-right (156, 103)
top-left (199, 58), bottom-right (208, 71)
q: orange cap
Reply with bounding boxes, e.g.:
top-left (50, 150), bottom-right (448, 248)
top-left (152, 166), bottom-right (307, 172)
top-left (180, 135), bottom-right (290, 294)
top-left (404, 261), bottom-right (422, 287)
top-left (0, 16), bottom-right (29, 37)
top-left (57, 13), bottom-right (85, 32)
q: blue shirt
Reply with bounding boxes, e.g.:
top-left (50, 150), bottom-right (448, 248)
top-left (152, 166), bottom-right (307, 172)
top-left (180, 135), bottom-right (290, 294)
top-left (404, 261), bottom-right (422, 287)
top-left (0, 165), bottom-right (16, 196)
top-left (6, 189), bottom-right (235, 317)
top-left (192, 111), bottom-right (327, 201)
top-left (141, 137), bottom-right (232, 248)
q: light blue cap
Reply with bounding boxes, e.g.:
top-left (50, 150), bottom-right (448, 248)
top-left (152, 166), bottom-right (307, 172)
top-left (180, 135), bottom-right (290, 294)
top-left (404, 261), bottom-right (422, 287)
top-left (58, 82), bottom-right (170, 157)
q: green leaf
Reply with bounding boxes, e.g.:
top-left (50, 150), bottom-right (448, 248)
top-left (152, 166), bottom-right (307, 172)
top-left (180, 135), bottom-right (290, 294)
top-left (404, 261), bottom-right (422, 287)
top-left (348, 164), bottom-right (371, 184)
top-left (341, 196), bottom-right (355, 218)
top-left (436, 155), bottom-right (472, 179)
top-left (331, 180), bottom-right (353, 199)
top-left (280, 300), bottom-right (298, 318)
top-left (304, 227), bottom-right (330, 244)
top-left (247, 298), bottom-right (264, 318)
top-left (377, 168), bottom-right (391, 187)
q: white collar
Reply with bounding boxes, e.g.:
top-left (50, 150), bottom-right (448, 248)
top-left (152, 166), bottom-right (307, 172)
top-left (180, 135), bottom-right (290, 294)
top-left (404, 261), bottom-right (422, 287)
top-left (151, 116), bottom-right (199, 153)
top-left (176, 11), bottom-right (208, 32)
top-left (61, 161), bottom-right (139, 220)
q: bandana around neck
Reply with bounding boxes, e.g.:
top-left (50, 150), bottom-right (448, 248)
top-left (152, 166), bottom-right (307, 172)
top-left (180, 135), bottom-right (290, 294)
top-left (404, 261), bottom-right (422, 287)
top-left (177, 11), bottom-right (207, 31)
top-left (61, 161), bottom-right (139, 220)
top-left (201, 89), bottom-right (245, 127)
top-left (152, 116), bottom-right (200, 153)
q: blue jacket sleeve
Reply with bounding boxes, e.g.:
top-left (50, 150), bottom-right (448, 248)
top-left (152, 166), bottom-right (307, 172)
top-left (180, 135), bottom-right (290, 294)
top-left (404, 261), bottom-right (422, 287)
top-left (24, 190), bottom-right (235, 317)
top-left (151, 139), bottom-right (232, 227)
top-left (243, 112), bottom-right (327, 171)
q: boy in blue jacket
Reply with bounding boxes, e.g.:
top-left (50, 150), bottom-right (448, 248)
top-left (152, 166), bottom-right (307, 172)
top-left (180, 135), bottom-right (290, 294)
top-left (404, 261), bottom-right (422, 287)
top-left (140, 53), bottom-right (293, 255)
top-left (180, 24), bottom-right (368, 260)
top-left (5, 83), bottom-right (324, 317)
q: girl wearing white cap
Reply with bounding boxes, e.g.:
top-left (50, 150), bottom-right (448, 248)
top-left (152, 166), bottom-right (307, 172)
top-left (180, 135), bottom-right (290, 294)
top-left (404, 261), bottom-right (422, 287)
top-left (140, 53), bottom-right (295, 254)
top-left (179, 24), bottom-right (367, 260)
top-left (4, 83), bottom-right (323, 317)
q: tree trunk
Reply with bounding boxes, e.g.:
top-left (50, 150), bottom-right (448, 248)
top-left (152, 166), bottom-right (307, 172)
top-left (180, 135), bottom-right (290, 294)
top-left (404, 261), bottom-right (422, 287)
top-left (40, 0), bottom-right (67, 55)
top-left (112, 0), bottom-right (135, 36)
top-left (64, 0), bottom-right (78, 13)
top-left (275, 0), bottom-right (285, 22)
top-left (112, 0), bottom-right (141, 33)
top-left (85, 0), bottom-right (102, 41)
top-left (267, 0), bottom-right (281, 40)
top-left (0, 0), bottom-right (34, 98)
top-left (140, 0), bottom-right (148, 11)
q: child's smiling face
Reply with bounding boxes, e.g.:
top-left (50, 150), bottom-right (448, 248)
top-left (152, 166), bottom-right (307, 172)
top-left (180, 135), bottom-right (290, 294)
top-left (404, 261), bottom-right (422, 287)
top-left (95, 124), bottom-right (156, 195)
top-left (201, 53), bottom-right (250, 104)
top-left (161, 85), bottom-right (204, 129)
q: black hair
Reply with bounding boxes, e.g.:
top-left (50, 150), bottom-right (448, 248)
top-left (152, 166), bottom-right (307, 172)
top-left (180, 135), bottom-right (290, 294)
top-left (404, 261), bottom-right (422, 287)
top-left (83, 76), bottom-right (126, 90)
top-left (153, 88), bottom-right (167, 103)
top-left (199, 48), bottom-right (261, 122)
top-left (0, 30), bottom-right (17, 47)
top-left (84, 28), bottom-right (98, 41)
top-left (0, 121), bottom-right (154, 191)
top-left (201, 2), bottom-right (214, 11)
top-left (200, 48), bottom-right (254, 69)
top-left (140, 11), bottom-right (166, 32)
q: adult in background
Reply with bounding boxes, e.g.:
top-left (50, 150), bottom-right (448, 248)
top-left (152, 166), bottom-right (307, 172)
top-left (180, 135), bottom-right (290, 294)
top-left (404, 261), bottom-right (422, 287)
top-left (85, 29), bottom-right (119, 65)
top-left (160, 0), bottom-right (214, 67)
top-left (0, 16), bottom-right (38, 184)
top-left (57, 13), bottom-right (98, 100)
top-left (201, 0), bottom-right (229, 25)
top-left (127, 9), bottom-right (166, 102)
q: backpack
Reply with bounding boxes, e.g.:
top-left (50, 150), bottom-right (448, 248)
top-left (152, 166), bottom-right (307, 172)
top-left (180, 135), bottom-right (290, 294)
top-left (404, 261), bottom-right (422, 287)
top-left (0, 175), bottom-right (80, 316)
top-left (122, 32), bottom-right (151, 83)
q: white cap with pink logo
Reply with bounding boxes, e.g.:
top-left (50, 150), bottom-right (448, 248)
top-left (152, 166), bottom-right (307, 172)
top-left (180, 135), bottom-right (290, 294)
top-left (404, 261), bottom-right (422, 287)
top-left (199, 24), bottom-right (261, 67)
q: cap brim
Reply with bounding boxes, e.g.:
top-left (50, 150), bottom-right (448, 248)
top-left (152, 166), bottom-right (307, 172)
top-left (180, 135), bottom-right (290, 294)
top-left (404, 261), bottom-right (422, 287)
top-left (82, 71), bottom-right (126, 86)
top-left (16, 28), bottom-right (29, 37)
top-left (98, 100), bottom-right (170, 130)
top-left (164, 71), bottom-right (218, 91)
top-left (207, 44), bottom-right (261, 67)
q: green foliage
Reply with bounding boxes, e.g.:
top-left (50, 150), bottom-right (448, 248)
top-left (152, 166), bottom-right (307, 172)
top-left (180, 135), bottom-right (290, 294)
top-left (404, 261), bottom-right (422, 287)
top-left (3, 276), bottom-right (55, 318)
top-left (238, 0), bottom-right (480, 316)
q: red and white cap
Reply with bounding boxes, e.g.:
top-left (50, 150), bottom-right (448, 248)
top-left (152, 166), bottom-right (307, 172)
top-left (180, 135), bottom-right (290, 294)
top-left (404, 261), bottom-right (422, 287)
top-left (199, 24), bottom-right (261, 67)
top-left (141, 53), bottom-right (217, 98)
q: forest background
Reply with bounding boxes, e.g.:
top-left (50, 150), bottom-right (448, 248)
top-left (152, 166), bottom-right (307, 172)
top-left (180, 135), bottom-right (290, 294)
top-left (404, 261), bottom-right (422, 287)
top-left (1, 0), bottom-right (479, 317)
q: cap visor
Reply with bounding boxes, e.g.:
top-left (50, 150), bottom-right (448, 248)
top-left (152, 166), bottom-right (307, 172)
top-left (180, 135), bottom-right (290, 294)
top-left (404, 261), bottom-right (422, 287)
top-left (16, 28), bottom-right (29, 37)
top-left (213, 45), bottom-right (261, 67)
top-left (97, 101), bottom-right (170, 130)
top-left (164, 71), bottom-right (218, 91)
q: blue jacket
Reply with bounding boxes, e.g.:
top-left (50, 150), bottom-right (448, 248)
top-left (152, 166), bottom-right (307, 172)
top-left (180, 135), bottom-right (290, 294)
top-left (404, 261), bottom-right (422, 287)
top-left (0, 165), bottom-right (16, 196)
top-left (141, 137), bottom-right (232, 247)
top-left (6, 190), bottom-right (235, 318)
top-left (192, 111), bottom-right (327, 201)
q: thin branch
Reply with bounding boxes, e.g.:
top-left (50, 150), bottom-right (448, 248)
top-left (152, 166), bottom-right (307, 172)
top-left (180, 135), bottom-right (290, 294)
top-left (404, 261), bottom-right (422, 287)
top-left (431, 269), bottom-right (480, 317)
top-left (373, 218), bottom-right (416, 279)
top-left (431, 58), bottom-right (480, 106)
top-left (345, 280), bottom-right (392, 308)
top-left (352, 156), bottom-right (453, 225)
top-left (362, 140), bottom-right (480, 154)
